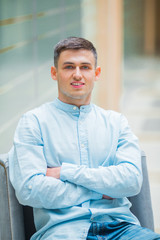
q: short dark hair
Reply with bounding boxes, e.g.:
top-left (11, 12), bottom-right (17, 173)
top-left (54, 37), bottom-right (97, 68)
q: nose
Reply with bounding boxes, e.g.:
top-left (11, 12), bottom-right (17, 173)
top-left (73, 67), bottom-right (82, 80)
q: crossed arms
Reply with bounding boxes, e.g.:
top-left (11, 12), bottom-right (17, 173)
top-left (46, 167), bottom-right (113, 200)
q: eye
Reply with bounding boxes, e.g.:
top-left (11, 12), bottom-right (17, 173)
top-left (81, 65), bottom-right (89, 69)
top-left (65, 65), bottom-right (74, 69)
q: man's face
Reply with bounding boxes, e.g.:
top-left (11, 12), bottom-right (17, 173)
top-left (51, 49), bottom-right (101, 107)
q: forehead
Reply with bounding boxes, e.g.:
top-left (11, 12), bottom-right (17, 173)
top-left (58, 49), bottom-right (95, 65)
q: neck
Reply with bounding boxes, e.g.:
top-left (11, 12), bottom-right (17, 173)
top-left (58, 97), bottom-right (91, 108)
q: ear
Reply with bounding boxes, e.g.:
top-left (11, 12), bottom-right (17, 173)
top-left (95, 66), bottom-right (101, 81)
top-left (51, 66), bottom-right (57, 81)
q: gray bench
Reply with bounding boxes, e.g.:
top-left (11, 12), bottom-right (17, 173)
top-left (0, 152), bottom-right (154, 240)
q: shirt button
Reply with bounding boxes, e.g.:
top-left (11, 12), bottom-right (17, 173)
top-left (28, 185), bottom-right (32, 190)
top-left (73, 106), bottom-right (77, 110)
top-left (81, 144), bottom-right (85, 148)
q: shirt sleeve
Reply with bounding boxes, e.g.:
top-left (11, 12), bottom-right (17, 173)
top-left (9, 113), bottom-right (102, 209)
top-left (60, 114), bottom-right (143, 198)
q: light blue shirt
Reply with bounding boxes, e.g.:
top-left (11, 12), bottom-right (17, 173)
top-left (9, 98), bottom-right (142, 240)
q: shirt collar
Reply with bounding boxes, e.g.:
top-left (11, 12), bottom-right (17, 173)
top-left (53, 98), bottom-right (92, 113)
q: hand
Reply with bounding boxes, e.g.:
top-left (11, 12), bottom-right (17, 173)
top-left (102, 195), bottom-right (114, 200)
top-left (46, 167), bottom-right (61, 179)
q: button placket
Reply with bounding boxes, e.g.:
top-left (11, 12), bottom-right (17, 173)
top-left (78, 112), bottom-right (89, 166)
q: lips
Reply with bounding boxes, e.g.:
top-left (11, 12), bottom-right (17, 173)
top-left (71, 82), bottom-right (84, 86)
top-left (71, 82), bottom-right (85, 88)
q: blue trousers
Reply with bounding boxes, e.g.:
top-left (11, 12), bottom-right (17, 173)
top-left (86, 221), bottom-right (160, 240)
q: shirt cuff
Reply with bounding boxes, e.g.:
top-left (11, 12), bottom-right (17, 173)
top-left (92, 191), bottom-right (103, 200)
top-left (60, 162), bottom-right (77, 181)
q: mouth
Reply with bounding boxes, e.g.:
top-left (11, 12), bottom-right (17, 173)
top-left (71, 82), bottom-right (85, 88)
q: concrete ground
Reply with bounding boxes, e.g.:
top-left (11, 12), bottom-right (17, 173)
top-left (121, 56), bottom-right (160, 233)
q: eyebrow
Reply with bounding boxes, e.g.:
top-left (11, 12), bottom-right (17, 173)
top-left (63, 61), bottom-right (92, 65)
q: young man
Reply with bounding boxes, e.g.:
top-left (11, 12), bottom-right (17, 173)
top-left (9, 37), bottom-right (160, 239)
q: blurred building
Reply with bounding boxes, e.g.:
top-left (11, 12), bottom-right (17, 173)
top-left (0, 0), bottom-right (82, 152)
top-left (0, 0), bottom-right (160, 233)
top-left (122, 0), bottom-right (160, 234)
